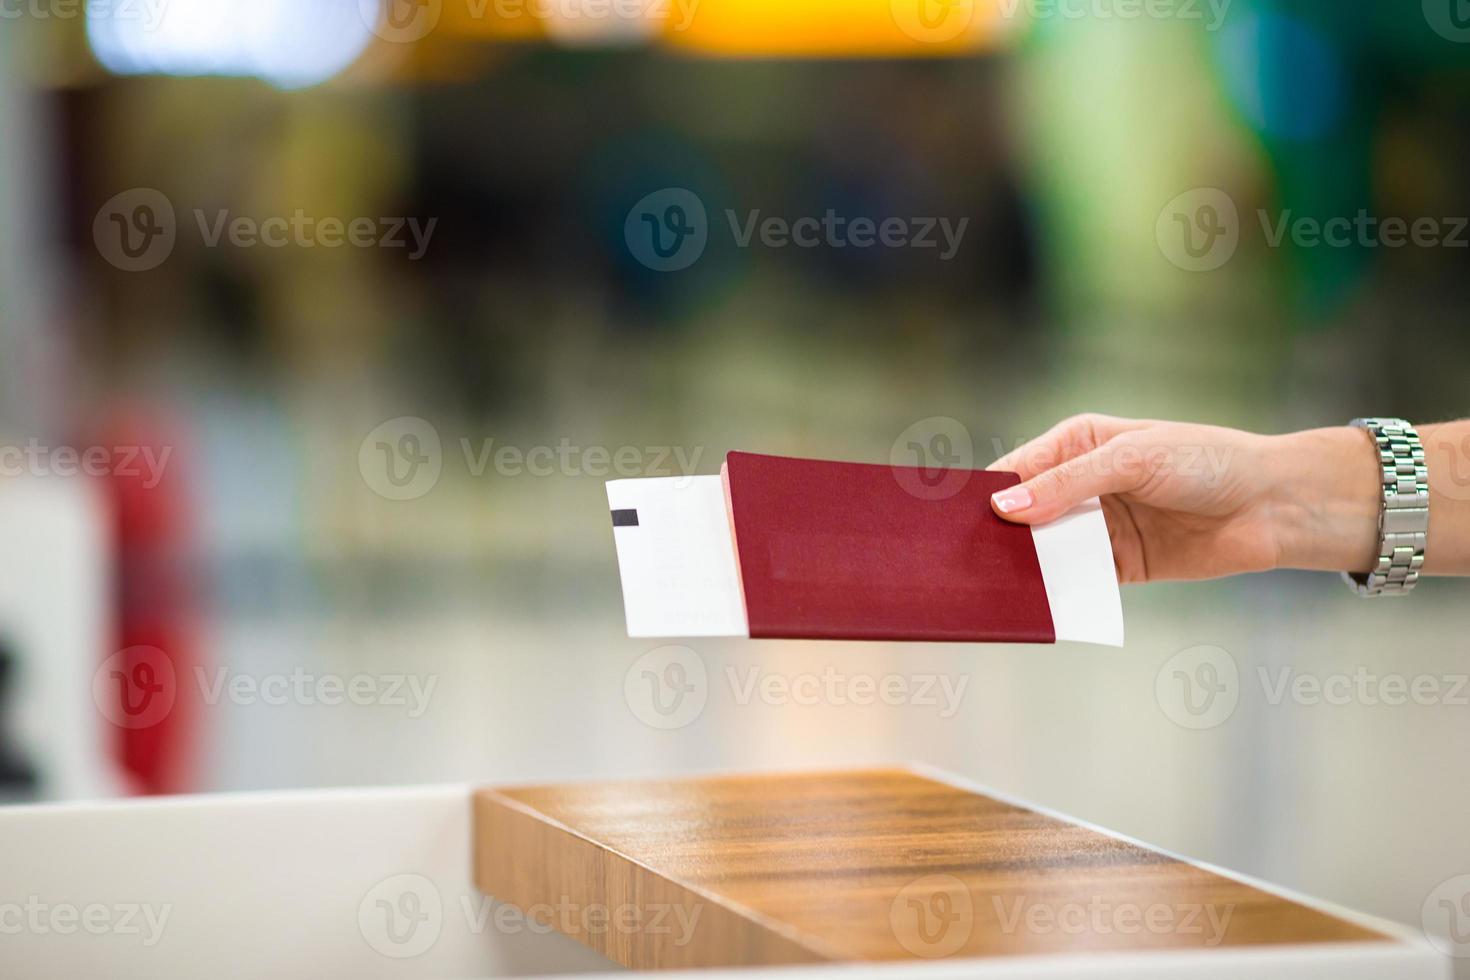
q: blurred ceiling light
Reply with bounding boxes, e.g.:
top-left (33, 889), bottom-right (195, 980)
top-left (540, 0), bottom-right (666, 47)
top-left (431, 0), bottom-right (662, 46)
top-left (662, 0), bottom-right (1012, 57)
top-left (427, 0), bottom-right (1015, 54)
top-left (86, 0), bottom-right (376, 89)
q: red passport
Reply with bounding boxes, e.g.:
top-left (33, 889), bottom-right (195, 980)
top-left (723, 452), bottom-right (1055, 643)
top-left (606, 451), bottom-right (1122, 645)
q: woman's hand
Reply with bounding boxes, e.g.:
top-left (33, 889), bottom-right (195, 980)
top-left (986, 414), bottom-right (1387, 584)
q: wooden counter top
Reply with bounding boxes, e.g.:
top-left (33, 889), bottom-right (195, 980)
top-left (472, 767), bottom-right (1391, 970)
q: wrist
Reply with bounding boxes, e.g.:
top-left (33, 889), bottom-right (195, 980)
top-left (1265, 427), bottom-right (1383, 573)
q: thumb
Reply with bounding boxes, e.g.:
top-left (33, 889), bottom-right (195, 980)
top-left (990, 443), bottom-right (1143, 525)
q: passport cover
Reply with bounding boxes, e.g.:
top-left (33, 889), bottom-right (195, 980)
top-left (722, 452), bottom-right (1056, 643)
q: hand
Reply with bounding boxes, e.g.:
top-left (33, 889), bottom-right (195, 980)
top-left (986, 414), bottom-right (1385, 584)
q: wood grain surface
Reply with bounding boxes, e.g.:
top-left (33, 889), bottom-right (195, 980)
top-left (472, 767), bottom-right (1390, 969)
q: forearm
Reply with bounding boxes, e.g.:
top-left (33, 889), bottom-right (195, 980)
top-left (1270, 420), bottom-right (1470, 575)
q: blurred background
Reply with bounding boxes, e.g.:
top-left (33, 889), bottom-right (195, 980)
top-left (2, 0), bottom-right (1470, 964)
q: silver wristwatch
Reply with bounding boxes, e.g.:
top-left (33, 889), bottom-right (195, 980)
top-left (1343, 417), bottom-right (1428, 597)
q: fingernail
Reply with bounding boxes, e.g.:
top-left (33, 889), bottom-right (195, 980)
top-left (991, 486), bottom-right (1034, 514)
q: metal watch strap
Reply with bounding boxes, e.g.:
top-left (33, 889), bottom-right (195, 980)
top-left (1342, 417), bottom-right (1428, 597)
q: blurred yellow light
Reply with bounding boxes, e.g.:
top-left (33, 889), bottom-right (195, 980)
top-left (427, 0), bottom-right (1015, 55)
top-left (663, 0), bottom-right (1012, 57)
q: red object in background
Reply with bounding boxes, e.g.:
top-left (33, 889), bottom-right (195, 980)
top-left (722, 452), bottom-right (1056, 643)
top-left (98, 408), bottom-right (201, 794)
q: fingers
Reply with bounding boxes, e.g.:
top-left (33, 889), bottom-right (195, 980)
top-left (989, 413), bottom-right (1145, 480)
top-left (990, 441), bottom-right (1150, 525)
